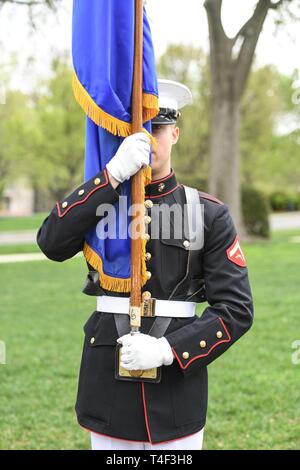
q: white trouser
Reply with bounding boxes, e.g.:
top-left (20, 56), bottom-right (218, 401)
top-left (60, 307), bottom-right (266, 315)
top-left (91, 428), bottom-right (204, 450)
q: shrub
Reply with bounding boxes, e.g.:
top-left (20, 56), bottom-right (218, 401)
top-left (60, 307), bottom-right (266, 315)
top-left (242, 187), bottom-right (270, 238)
top-left (270, 191), bottom-right (300, 212)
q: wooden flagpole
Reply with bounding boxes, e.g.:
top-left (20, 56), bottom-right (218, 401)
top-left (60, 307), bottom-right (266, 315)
top-left (129, 0), bottom-right (145, 332)
top-left (116, 1), bottom-right (161, 383)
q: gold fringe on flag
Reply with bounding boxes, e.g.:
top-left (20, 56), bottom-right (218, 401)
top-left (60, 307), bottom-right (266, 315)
top-left (142, 93), bottom-right (160, 123)
top-left (83, 242), bottom-right (131, 293)
top-left (72, 72), bottom-right (159, 139)
top-left (83, 165), bottom-right (152, 293)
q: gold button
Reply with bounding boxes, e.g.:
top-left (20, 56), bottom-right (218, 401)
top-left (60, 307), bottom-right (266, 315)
top-left (144, 216), bottom-right (151, 224)
top-left (146, 271), bottom-right (152, 280)
top-left (144, 199), bottom-right (153, 209)
top-left (144, 233), bottom-right (150, 241)
top-left (182, 352), bottom-right (189, 360)
top-left (158, 182), bottom-right (165, 192)
top-left (142, 291), bottom-right (152, 300)
top-left (90, 337), bottom-right (95, 344)
top-left (216, 331), bottom-right (223, 339)
top-left (183, 240), bottom-right (190, 249)
top-left (145, 252), bottom-right (152, 261)
top-left (62, 201), bottom-right (68, 209)
top-left (200, 340), bottom-right (206, 348)
top-left (78, 189), bottom-right (85, 196)
top-left (129, 370), bottom-right (144, 377)
top-left (94, 177), bottom-right (101, 185)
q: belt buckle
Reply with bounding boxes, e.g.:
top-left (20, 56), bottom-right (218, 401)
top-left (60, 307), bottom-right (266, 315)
top-left (142, 298), bottom-right (156, 317)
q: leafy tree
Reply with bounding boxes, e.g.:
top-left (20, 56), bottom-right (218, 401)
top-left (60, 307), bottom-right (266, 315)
top-left (0, 79), bottom-right (33, 201)
top-left (0, 1), bottom-right (59, 10)
top-left (204, 0), bottom-right (300, 234)
top-left (0, 54), bottom-right (85, 210)
top-left (157, 44), bottom-right (300, 200)
top-left (27, 55), bottom-right (85, 203)
top-left (241, 66), bottom-right (300, 192)
top-left (241, 65), bottom-right (285, 186)
top-left (157, 45), bottom-right (210, 188)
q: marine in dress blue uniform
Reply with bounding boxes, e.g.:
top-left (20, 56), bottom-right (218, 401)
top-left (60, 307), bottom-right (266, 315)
top-left (36, 80), bottom-right (254, 449)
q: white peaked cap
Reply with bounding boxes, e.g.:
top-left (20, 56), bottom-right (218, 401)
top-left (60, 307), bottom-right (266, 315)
top-left (157, 79), bottom-right (193, 111)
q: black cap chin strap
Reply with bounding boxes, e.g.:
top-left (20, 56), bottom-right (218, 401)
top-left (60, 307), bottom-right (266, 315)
top-left (152, 108), bottom-right (181, 125)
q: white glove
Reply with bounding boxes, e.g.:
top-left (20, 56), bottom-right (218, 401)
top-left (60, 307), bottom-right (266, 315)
top-left (106, 132), bottom-right (151, 183)
top-left (117, 333), bottom-right (174, 370)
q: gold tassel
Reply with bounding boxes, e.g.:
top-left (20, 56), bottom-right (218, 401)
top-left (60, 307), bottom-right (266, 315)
top-left (74, 68), bottom-right (157, 292)
top-left (83, 242), bottom-right (131, 292)
top-left (143, 93), bottom-right (160, 122)
top-left (72, 73), bottom-right (159, 139)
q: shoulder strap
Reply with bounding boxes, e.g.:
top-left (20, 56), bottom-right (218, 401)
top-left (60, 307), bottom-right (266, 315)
top-left (167, 185), bottom-right (204, 300)
top-left (113, 313), bottom-right (172, 338)
top-left (183, 185), bottom-right (204, 252)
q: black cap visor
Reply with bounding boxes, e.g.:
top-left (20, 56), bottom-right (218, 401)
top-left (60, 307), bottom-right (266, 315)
top-left (151, 108), bottom-right (180, 126)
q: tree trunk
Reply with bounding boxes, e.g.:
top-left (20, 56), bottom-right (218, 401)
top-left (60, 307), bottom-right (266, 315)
top-left (204, 0), bottom-right (284, 236)
top-left (209, 95), bottom-right (244, 233)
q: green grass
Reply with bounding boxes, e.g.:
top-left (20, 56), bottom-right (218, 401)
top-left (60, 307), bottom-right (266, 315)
top-left (0, 257), bottom-right (92, 450)
top-left (0, 244), bottom-right (41, 255)
top-left (0, 213), bottom-right (48, 232)
top-left (204, 229), bottom-right (300, 450)
top-left (0, 230), bottom-right (299, 449)
top-left (0, 212), bottom-right (45, 254)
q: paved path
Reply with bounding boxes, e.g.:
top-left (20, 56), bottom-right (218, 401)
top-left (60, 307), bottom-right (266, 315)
top-left (1, 212), bottom-right (299, 246)
top-left (0, 212), bottom-right (299, 264)
top-left (270, 212), bottom-right (300, 231)
top-left (0, 230), bottom-right (37, 245)
top-left (0, 252), bottom-right (82, 264)
top-left (0, 253), bottom-right (46, 263)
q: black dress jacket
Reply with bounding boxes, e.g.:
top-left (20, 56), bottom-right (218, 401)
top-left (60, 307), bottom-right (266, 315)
top-left (37, 168), bottom-right (254, 444)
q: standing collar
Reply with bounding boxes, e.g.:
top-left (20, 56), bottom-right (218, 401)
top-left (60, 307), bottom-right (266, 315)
top-left (145, 169), bottom-right (179, 199)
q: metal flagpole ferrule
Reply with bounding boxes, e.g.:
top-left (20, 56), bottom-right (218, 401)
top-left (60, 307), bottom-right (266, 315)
top-left (129, 305), bottom-right (141, 330)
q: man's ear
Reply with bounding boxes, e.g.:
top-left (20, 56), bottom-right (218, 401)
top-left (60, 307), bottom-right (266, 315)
top-left (172, 126), bottom-right (180, 145)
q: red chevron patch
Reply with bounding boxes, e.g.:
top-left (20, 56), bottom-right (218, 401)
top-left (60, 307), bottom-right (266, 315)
top-left (226, 236), bottom-right (247, 267)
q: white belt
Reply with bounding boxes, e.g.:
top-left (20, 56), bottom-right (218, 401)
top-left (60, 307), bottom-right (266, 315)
top-left (96, 296), bottom-right (196, 318)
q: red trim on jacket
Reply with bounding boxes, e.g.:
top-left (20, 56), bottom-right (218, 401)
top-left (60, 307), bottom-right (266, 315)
top-left (199, 191), bottom-right (224, 205)
top-left (148, 170), bottom-right (175, 185)
top-left (56, 169), bottom-right (109, 218)
top-left (81, 424), bottom-right (146, 444)
top-left (141, 382), bottom-right (153, 445)
top-left (147, 184), bottom-right (180, 199)
top-left (81, 424), bottom-right (204, 446)
top-left (172, 317), bottom-right (231, 370)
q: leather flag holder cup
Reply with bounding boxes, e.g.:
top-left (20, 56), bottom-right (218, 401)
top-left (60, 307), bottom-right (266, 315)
top-left (115, 342), bottom-right (162, 383)
top-left (114, 313), bottom-right (172, 383)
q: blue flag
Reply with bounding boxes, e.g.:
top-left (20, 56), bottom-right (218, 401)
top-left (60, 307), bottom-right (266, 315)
top-left (72, 0), bottom-right (158, 292)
